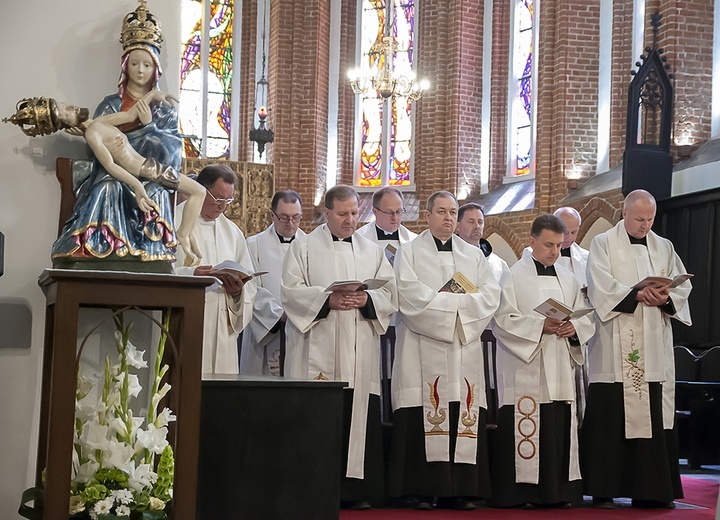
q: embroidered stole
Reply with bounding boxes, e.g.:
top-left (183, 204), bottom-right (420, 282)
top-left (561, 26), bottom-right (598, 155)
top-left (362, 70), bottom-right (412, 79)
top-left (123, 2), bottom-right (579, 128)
top-left (418, 249), bottom-right (483, 465)
top-left (513, 275), bottom-right (581, 484)
top-left (306, 230), bottom-right (372, 479)
top-left (607, 228), bottom-right (663, 438)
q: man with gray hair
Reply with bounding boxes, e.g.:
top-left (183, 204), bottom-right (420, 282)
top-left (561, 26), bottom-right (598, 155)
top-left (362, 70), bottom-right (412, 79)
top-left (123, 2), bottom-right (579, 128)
top-left (553, 206), bottom-right (591, 425)
top-left (282, 185), bottom-right (397, 509)
top-left (553, 207), bottom-right (589, 291)
top-left (388, 191), bottom-right (500, 510)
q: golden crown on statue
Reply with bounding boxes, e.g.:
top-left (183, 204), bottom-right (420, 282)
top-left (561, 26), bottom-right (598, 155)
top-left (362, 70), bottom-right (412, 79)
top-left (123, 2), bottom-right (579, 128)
top-left (3, 97), bottom-right (59, 137)
top-left (120, 0), bottom-right (163, 51)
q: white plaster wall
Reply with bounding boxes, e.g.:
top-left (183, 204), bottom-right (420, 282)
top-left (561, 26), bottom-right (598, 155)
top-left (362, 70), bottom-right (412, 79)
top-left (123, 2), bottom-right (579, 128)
top-left (0, 2), bottom-right (180, 517)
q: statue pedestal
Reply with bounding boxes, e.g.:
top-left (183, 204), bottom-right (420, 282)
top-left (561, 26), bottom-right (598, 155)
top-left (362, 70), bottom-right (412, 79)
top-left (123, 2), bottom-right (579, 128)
top-left (36, 269), bottom-right (213, 520)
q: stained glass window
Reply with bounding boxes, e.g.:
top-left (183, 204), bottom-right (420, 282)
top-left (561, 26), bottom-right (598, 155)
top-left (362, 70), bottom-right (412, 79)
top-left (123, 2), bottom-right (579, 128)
top-left (356, 0), bottom-right (416, 187)
top-left (180, 0), bottom-right (234, 159)
top-left (511, 0), bottom-right (534, 176)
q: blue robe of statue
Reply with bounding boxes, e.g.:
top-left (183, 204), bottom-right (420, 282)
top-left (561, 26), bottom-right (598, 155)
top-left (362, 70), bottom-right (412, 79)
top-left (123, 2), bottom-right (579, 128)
top-left (51, 93), bottom-right (182, 263)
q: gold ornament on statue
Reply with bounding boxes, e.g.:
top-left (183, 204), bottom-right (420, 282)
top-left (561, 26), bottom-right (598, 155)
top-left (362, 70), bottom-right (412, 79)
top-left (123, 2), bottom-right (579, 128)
top-left (3, 97), bottom-right (59, 137)
top-left (120, 0), bottom-right (163, 52)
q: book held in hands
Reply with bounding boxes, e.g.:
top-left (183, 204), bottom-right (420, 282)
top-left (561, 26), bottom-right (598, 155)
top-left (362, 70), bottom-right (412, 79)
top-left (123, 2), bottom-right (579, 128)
top-left (325, 279), bottom-right (388, 292)
top-left (533, 297), bottom-right (594, 321)
top-left (633, 273), bottom-right (693, 290)
top-left (438, 272), bottom-right (478, 294)
top-left (208, 260), bottom-right (267, 282)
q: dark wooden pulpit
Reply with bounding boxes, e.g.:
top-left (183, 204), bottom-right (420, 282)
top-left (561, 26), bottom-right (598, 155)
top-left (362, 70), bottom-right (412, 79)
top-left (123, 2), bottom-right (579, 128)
top-left (197, 375), bottom-right (347, 520)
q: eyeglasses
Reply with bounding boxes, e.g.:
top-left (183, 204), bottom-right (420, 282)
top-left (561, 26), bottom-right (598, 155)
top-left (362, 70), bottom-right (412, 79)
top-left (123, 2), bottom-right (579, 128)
top-left (374, 207), bottom-right (406, 217)
top-left (272, 210), bottom-right (302, 224)
top-left (206, 190), bottom-right (234, 206)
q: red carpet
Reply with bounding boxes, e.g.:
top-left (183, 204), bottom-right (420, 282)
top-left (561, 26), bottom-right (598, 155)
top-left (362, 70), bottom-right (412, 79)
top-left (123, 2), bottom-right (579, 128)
top-left (341, 477), bottom-right (718, 519)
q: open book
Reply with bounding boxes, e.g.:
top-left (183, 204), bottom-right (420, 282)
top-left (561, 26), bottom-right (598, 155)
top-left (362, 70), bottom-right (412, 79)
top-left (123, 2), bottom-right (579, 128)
top-left (534, 297), bottom-right (594, 321)
top-left (633, 273), bottom-right (693, 290)
top-left (438, 272), bottom-right (478, 294)
top-left (208, 260), bottom-right (267, 282)
top-left (325, 279), bottom-right (388, 292)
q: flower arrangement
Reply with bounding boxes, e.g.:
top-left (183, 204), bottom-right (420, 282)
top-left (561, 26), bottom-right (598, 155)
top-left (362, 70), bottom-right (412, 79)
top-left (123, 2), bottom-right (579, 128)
top-left (20, 312), bottom-right (176, 520)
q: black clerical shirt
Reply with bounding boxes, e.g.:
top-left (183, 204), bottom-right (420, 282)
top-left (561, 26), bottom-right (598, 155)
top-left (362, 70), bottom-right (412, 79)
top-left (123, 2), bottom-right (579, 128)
top-left (375, 225), bottom-right (399, 241)
top-left (612, 233), bottom-right (676, 315)
top-left (533, 258), bottom-right (579, 345)
top-left (276, 233), bottom-right (295, 244)
top-left (433, 236), bottom-right (453, 251)
top-left (533, 258), bottom-right (557, 277)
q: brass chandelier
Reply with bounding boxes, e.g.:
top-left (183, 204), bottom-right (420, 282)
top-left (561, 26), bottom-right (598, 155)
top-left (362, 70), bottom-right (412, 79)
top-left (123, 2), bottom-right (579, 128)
top-left (347, 4), bottom-right (429, 101)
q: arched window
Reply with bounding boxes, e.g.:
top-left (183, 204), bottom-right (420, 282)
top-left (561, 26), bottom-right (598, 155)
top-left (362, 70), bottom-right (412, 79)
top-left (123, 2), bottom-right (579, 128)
top-left (354, 0), bottom-right (418, 188)
top-left (508, 0), bottom-right (536, 178)
top-left (180, 0), bottom-right (235, 159)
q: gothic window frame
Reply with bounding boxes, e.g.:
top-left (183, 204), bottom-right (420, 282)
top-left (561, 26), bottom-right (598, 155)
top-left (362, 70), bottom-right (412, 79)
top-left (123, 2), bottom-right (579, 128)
top-left (352, 0), bottom-right (419, 191)
top-left (506, 0), bottom-right (538, 181)
top-left (179, 0), bottom-right (242, 160)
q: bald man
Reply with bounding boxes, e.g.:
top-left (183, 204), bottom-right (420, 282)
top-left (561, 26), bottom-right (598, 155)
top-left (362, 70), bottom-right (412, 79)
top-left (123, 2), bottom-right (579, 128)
top-left (553, 207), bottom-right (589, 290)
top-left (581, 190), bottom-right (692, 510)
top-left (553, 207), bottom-right (590, 425)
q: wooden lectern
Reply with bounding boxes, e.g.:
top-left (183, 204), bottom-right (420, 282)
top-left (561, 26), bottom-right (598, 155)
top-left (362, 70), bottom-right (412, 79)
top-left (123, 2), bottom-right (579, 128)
top-left (36, 269), bottom-right (213, 520)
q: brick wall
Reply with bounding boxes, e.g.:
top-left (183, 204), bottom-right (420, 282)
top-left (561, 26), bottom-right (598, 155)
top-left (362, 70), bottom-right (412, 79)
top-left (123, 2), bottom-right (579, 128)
top-left (658, 0), bottom-right (714, 160)
top-left (609, 0), bottom-right (634, 168)
top-left (489, 0), bottom-right (510, 189)
top-left (336, 0), bottom-right (357, 187)
top-left (536, 0), bottom-right (602, 211)
top-left (239, 0), bottom-right (258, 161)
top-left (268, 0), bottom-right (331, 224)
top-left (255, 0), bottom-right (710, 247)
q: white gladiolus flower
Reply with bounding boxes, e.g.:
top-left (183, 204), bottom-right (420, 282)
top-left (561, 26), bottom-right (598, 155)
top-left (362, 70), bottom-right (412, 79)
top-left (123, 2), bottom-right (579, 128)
top-left (151, 383), bottom-right (172, 410)
top-left (127, 463), bottom-right (157, 492)
top-left (102, 438), bottom-right (136, 470)
top-left (155, 408), bottom-right (176, 428)
top-left (79, 422), bottom-right (110, 451)
top-left (76, 375), bottom-right (95, 400)
top-left (125, 341), bottom-right (148, 369)
top-left (136, 424), bottom-right (169, 454)
top-left (74, 461), bottom-right (100, 484)
top-left (120, 374), bottom-right (142, 397)
top-left (109, 415), bottom-right (145, 440)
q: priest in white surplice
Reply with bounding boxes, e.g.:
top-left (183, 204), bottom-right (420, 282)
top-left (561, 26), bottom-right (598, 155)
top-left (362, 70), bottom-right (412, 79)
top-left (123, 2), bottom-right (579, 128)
top-left (282, 185), bottom-right (397, 509)
top-left (355, 187), bottom-right (417, 422)
top-left (553, 207), bottom-right (589, 289)
top-left (581, 190), bottom-right (692, 510)
top-left (174, 163), bottom-right (256, 375)
top-left (491, 214), bottom-right (594, 508)
top-left (554, 206), bottom-right (590, 425)
top-left (355, 186), bottom-right (418, 265)
top-left (387, 191), bottom-right (500, 511)
top-left (456, 202), bottom-right (509, 282)
top-left (239, 190), bottom-right (305, 376)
